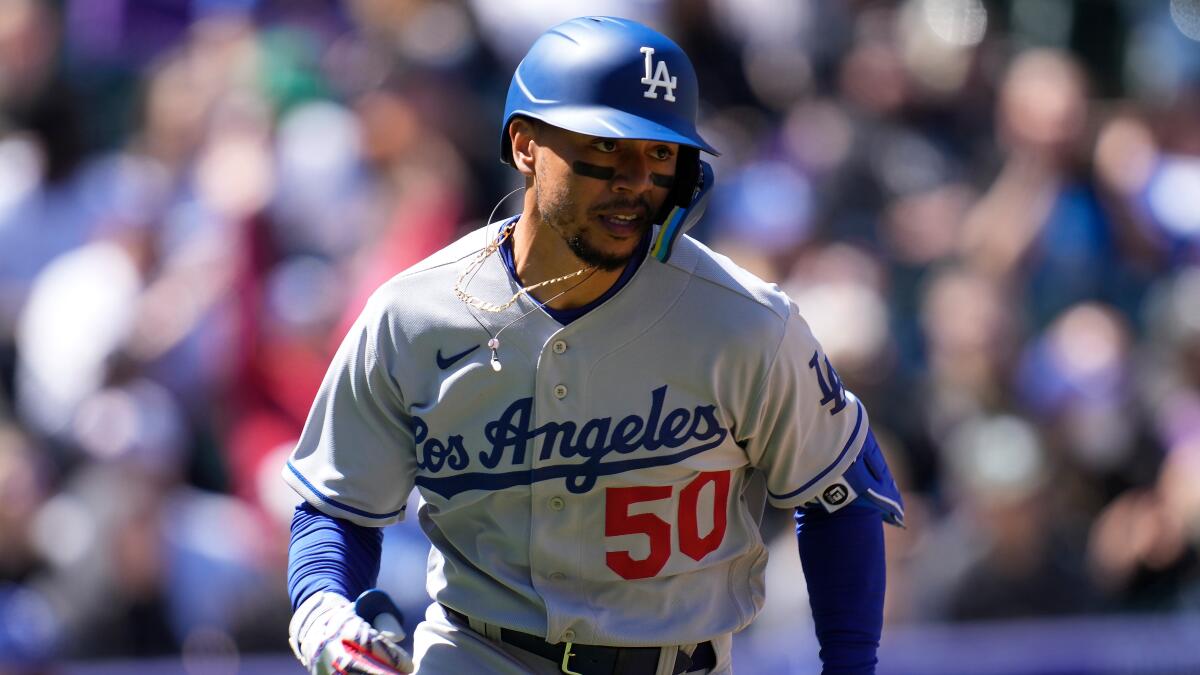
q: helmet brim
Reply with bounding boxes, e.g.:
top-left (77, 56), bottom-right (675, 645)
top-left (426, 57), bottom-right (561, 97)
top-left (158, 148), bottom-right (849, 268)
top-left (505, 106), bottom-right (719, 161)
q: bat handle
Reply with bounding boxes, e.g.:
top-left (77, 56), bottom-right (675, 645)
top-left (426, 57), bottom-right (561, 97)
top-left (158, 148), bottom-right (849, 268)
top-left (373, 612), bottom-right (403, 636)
top-left (354, 588), bottom-right (405, 636)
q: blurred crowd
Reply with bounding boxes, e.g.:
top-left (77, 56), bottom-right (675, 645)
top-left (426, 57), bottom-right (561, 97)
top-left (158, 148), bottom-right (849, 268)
top-left (1, 0), bottom-right (1199, 670)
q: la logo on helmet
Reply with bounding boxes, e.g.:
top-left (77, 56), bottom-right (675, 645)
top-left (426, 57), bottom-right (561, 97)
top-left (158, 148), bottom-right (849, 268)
top-left (640, 47), bottom-right (677, 102)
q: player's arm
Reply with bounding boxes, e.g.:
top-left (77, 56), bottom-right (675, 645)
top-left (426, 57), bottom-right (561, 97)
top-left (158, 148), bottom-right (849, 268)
top-left (288, 502), bottom-right (384, 613)
top-left (287, 503), bottom-right (413, 674)
top-left (282, 290), bottom-right (419, 674)
top-left (740, 306), bottom-right (904, 673)
top-left (793, 429), bottom-right (900, 674)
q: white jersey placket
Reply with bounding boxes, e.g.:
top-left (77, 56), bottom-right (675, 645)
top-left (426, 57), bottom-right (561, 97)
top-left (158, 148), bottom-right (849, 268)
top-left (528, 319), bottom-right (586, 645)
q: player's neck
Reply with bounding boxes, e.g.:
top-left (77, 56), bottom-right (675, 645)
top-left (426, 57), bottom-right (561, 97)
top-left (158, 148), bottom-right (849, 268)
top-left (511, 214), bottom-right (623, 311)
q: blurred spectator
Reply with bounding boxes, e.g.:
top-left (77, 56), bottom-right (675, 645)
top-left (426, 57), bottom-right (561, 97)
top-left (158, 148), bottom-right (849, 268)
top-left (0, 425), bottom-right (48, 585)
top-left (1014, 303), bottom-right (1147, 483)
top-left (914, 414), bottom-right (1100, 620)
top-left (960, 48), bottom-right (1157, 326)
top-left (1088, 436), bottom-right (1200, 613)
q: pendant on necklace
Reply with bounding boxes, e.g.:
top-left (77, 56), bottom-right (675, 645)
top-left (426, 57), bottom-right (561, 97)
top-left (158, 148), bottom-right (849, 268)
top-left (488, 338), bottom-right (502, 372)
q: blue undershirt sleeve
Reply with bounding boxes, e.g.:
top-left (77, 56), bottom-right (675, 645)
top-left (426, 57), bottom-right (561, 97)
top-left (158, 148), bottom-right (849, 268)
top-left (287, 502), bottom-right (385, 611)
top-left (795, 500), bottom-right (886, 674)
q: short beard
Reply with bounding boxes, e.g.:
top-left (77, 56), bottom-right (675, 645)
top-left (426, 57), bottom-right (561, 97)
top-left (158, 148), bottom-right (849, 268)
top-left (564, 233), bottom-right (630, 271)
top-left (536, 180), bottom-right (639, 272)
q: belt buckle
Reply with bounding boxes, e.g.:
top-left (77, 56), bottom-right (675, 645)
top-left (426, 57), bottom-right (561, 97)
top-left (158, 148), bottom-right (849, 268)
top-left (560, 641), bottom-right (582, 675)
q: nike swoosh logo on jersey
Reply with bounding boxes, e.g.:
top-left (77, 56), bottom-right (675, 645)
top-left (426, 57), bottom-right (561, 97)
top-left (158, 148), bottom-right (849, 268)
top-left (436, 345), bottom-right (479, 370)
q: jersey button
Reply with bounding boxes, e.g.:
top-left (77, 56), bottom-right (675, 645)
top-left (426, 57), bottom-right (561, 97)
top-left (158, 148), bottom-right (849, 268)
top-left (549, 496), bottom-right (565, 511)
top-left (561, 628), bottom-right (576, 642)
top-left (549, 572), bottom-right (566, 582)
top-left (552, 340), bottom-right (567, 354)
top-left (553, 384), bottom-right (568, 399)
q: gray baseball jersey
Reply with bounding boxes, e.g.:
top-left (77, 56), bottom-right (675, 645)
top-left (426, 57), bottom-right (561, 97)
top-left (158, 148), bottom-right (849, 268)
top-left (284, 219), bottom-right (867, 648)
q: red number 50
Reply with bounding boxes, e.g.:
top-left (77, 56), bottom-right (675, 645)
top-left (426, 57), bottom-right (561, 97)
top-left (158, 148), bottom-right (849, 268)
top-left (604, 470), bottom-right (731, 580)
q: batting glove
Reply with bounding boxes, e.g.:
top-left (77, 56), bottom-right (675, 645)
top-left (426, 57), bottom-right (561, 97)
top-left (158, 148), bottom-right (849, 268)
top-left (289, 591), bottom-right (415, 675)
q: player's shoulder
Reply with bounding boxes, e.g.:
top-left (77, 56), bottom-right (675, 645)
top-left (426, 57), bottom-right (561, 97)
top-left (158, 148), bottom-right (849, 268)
top-left (662, 234), bottom-right (794, 323)
top-left (367, 223), bottom-right (493, 298)
top-left (399, 224), bottom-right (494, 280)
top-left (352, 223), bottom-right (491, 325)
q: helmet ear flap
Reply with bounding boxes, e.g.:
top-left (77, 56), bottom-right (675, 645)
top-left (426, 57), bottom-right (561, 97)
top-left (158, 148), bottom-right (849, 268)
top-left (651, 149), bottom-right (714, 263)
top-left (658, 146), bottom-right (700, 221)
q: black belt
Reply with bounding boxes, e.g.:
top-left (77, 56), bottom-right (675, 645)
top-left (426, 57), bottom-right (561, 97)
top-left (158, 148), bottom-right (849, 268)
top-left (441, 604), bottom-right (716, 675)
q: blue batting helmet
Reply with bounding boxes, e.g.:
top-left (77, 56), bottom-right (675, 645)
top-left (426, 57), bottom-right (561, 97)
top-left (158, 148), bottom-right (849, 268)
top-left (499, 16), bottom-right (719, 165)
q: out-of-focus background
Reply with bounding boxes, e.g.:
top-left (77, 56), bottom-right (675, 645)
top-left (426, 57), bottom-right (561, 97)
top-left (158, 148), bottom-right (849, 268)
top-left (1, 0), bottom-right (1199, 673)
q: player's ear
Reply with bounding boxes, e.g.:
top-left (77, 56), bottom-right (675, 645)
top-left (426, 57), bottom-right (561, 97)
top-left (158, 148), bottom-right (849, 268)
top-left (510, 118), bottom-right (538, 177)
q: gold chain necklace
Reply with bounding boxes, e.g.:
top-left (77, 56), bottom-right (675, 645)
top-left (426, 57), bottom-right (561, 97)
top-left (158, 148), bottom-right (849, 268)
top-left (453, 221), bottom-right (596, 313)
top-left (456, 188), bottom-right (600, 373)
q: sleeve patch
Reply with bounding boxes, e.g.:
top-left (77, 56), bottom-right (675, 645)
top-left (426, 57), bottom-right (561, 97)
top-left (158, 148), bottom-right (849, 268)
top-left (767, 397), bottom-right (864, 502)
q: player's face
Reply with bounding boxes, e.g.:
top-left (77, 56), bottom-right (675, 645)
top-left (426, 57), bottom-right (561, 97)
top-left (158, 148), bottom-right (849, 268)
top-left (534, 126), bottom-right (679, 270)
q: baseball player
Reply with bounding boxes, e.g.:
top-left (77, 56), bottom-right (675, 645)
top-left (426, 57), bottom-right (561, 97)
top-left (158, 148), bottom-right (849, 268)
top-left (284, 16), bottom-right (904, 675)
